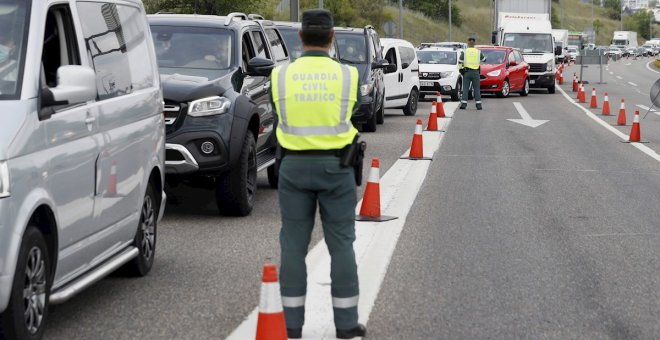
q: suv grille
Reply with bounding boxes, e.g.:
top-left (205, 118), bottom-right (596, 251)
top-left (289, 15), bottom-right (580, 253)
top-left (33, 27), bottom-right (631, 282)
top-left (163, 101), bottom-right (187, 134)
top-left (164, 104), bottom-right (180, 126)
top-left (529, 63), bottom-right (546, 73)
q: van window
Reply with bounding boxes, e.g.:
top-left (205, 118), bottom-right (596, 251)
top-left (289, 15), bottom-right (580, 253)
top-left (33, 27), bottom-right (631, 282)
top-left (41, 5), bottom-right (80, 89)
top-left (77, 2), bottom-right (155, 100)
top-left (265, 28), bottom-right (287, 61)
top-left (400, 47), bottom-right (416, 69)
top-left (384, 47), bottom-right (398, 68)
top-left (250, 31), bottom-right (269, 59)
top-left (0, 0), bottom-right (30, 100)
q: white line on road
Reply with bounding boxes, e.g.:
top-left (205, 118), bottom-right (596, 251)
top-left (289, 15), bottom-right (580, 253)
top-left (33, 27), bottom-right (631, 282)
top-left (646, 61), bottom-right (660, 74)
top-left (616, 76), bottom-right (623, 80)
top-left (557, 86), bottom-right (660, 163)
top-left (636, 104), bottom-right (660, 116)
top-left (226, 103), bottom-right (459, 340)
top-left (625, 62), bottom-right (632, 66)
top-left (628, 81), bottom-right (638, 87)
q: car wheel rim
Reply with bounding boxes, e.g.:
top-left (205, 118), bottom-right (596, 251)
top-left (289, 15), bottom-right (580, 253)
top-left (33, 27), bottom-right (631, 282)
top-left (246, 145), bottom-right (257, 202)
top-left (525, 80), bottom-right (529, 94)
top-left (23, 246), bottom-right (46, 334)
top-left (140, 195), bottom-right (155, 261)
top-left (503, 81), bottom-right (510, 96)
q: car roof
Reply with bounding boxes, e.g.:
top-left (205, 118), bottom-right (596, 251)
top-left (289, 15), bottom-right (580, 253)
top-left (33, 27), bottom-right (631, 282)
top-left (147, 13), bottom-right (261, 29)
top-left (415, 46), bottom-right (457, 52)
top-left (476, 45), bottom-right (511, 50)
top-left (274, 21), bottom-right (301, 29)
top-left (380, 38), bottom-right (414, 48)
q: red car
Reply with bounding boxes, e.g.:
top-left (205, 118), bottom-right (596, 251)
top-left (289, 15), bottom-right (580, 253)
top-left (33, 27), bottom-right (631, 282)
top-left (477, 46), bottom-right (530, 97)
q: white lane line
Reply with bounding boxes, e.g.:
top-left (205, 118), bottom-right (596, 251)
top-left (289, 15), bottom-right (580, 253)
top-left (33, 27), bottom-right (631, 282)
top-left (625, 62), bottom-right (632, 66)
top-left (636, 104), bottom-right (660, 115)
top-left (226, 103), bottom-right (459, 340)
top-left (628, 81), bottom-right (638, 87)
top-left (609, 71), bottom-right (614, 75)
top-left (557, 86), bottom-right (660, 163)
top-left (646, 61), bottom-right (660, 74)
top-left (616, 76), bottom-right (623, 80)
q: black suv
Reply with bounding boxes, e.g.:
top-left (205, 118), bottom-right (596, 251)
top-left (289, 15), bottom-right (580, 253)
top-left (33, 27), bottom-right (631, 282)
top-left (334, 26), bottom-right (392, 132)
top-left (148, 13), bottom-right (289, 216)
top-left (275, 21), bottom-right (340, 61)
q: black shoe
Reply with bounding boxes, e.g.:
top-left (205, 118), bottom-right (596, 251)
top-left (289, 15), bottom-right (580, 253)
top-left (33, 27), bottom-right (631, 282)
top-left (336, 323), bottom-right (367, 339)
top-left (476, 104), bottom-right (482, 110)
top-left (459, 103), bottom-right (467, 110)
top-left (287, 328), bottom-right (302, 339)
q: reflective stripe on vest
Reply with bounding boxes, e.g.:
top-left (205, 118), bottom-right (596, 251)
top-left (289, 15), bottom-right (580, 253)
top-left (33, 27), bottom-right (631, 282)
top-left (464, 48), bottom-right (480, 69)
top-left (272, 57), bottom-right (359, 150)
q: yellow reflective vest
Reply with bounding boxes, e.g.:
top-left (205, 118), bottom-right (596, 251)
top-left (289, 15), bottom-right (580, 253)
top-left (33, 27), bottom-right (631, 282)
top-left (463, 47), bottom-right (481, 70)
top-left (271, 56), bottom-right (359, 151)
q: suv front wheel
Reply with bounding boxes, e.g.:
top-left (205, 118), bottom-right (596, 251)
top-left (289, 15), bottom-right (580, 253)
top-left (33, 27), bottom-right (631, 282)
top-left (216, 134), bottom-right (257, 216)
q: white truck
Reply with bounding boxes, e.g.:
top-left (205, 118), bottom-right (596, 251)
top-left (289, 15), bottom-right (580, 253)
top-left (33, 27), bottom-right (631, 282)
top-left (492, 0), bottom-right (560, 94)
top-left (612, 31), bottom-right (638, 49)
top-left (552, 29), bottom-right (569, 63)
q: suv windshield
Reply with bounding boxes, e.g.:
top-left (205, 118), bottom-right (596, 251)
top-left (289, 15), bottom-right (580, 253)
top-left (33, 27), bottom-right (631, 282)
top-left (150, 25), bottom-right (234, 79)
top-left (335, 32), bottom-right (367, 64)
top-left (279, 28), bottom-right (303, 60)
top-left (415, 50), bottom-right (456, 65)
top-left (0, 0), bottom-right (30, 100)
top-left (503, 33), bottom-right (553, 53)
top-left (480, 49), bottom-right (506, 64)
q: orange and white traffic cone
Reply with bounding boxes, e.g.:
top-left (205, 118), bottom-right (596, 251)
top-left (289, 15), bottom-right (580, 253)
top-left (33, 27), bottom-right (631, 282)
top-left (107, 161), bottom-right (117, 196)
top-left (401, 119), bottom-right (432, 160)
top-left (572, 74), bottom-right (578, 92)
top-left (255, 264), bottom-right (287, 340)
top-left (356, 158), bottom-right (397, 222)
top-left (602, 92), bottom-right (610, 115)
top-left (558, 69), bottom-right (564, 85)
top-left (590, 88), bottom-right (598, 109)
top-left (426, 102), bottom-right (438, 131)
top-left (579, 83), bottom-right (586, 103)
top-left (435, 93), bottom-right (447, 118)
top-left (617, 99), bottom-right (627, 126)
top-left (623, 110), bottom-right (648, 143)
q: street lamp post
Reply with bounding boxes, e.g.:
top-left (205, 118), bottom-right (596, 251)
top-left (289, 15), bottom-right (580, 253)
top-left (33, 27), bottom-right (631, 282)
top-left (319, 0), bottom-right (323, 9)
top-left (399, 0), bottom-right (403, 39)
top-left (449, 0), bottom-right (452, 41)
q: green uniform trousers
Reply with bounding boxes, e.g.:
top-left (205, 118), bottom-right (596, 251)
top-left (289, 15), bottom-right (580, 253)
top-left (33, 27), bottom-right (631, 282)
top-left (462, 68), bottom-right (482, 105)
top-left (278, 154), bottom-right (359, 330)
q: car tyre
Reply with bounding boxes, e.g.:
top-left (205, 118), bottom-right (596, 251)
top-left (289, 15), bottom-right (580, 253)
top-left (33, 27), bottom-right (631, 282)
top-left (520, 78), bottom-right (529, 96)
top-left (403, 88), bottom-right (418, 116)
top-left (362, 108), bottom-right (377, 132)
top-left (216, 134), bottom-right (257, 216)
top-left (0, 225), bottom-right (50, 340)
top-left (451, 79), bottom-right (462, 102)
top-left (124, 182), bottom-right (158, 276)
top-left (496, 79), bottom-right (510, 98)
top-left (548, 83), bottom-right (556, 94)
top-left (267, 163), bottom-right (279, 189)
top-left (376, 97), bottom-right (385, 124)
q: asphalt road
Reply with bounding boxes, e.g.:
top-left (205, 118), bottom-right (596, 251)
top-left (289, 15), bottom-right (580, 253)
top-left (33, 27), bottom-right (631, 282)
top-left (44, 60), bottom-right (660, 339)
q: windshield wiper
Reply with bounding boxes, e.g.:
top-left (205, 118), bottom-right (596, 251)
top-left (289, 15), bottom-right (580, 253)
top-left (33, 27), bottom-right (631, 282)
top-left (338, 57), bottom-right (361, 64)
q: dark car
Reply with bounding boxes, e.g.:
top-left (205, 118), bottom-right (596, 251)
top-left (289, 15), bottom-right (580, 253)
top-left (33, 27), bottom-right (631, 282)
top-left (334, 26), bottom-right (392, 132)
top-left (477, 46), bottom-right (530, 98)
top-left (275, 21), bottom-right (340, 61)
top-left (148, 13), bottom-right (289, 216)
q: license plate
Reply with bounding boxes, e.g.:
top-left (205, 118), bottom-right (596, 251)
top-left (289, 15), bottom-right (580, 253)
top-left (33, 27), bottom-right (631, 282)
top-left (421, 81), bottom-right (434, 87)
top-left (530, 79), bottom-right (536, 85)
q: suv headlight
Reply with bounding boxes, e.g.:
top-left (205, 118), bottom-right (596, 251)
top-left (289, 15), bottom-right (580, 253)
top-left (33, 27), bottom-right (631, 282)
top-left (486, 69), bottom-right (501, 77)
top-left (188, 96), bottom-right (231, 117)
top-left (0, 161), bottom-right (10, 198)
top-left (440, 71), bottom-right (454, 78)
top-left (546, 60), bottom-right (553, 72)
top-left (360, 84), bottom-right (374, 96)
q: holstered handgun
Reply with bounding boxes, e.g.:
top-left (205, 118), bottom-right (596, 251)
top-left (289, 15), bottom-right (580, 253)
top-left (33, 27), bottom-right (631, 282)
top-left (340, 135), bottom-right (367, 186)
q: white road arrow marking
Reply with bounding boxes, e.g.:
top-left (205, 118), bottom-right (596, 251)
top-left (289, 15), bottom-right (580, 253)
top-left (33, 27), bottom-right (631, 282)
top-left (508, 102), bottom-right (549, 128)
top-left (628, 81), bottom-right (638, 87)
top-left (616, 75), bottom-right (623, 79)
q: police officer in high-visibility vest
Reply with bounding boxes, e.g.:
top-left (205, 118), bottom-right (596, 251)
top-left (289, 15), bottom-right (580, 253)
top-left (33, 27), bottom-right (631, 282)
top-left (459, 34), bottom-right (487, 110)
top-left (270, 9), bottom-right (367, 340)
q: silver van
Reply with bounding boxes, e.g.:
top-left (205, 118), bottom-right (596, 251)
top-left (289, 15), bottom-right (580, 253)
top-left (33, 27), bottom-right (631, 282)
top-left (0, 0), bottom-right (165, 338)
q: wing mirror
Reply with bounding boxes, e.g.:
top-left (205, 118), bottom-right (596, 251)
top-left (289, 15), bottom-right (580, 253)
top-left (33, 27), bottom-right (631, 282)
top-left (371, 59), bottom-right (393, 72)
top-left (40, 65), bottom-right (97, 120)
top-left (554, 46), bottom-right (562, 56)
top-left (247, 57), bottom-right (275, 77)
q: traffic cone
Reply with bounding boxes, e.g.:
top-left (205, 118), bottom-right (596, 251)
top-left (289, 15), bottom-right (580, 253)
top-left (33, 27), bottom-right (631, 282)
top-left (572, 74), bottom-right (578, 92)
top-left (255, 264), bottom-right (287, 340)
top-left (356, 158), bottom-right (397, 222)
top-left (589, 88), bottom-right (598, 109)
top-left (401, 119), bottom-right (432, 160)
top-left (617, 99), bottom-right (627, 126)
top-left (107, 161), bottom-right (117, 196)
top-left (602, 92), bottom-right (610, 115)
top-left (558, 69), bottom-right (564, 85)
top-left (622, 110), bottom-right (648, 143)
top-left (436, 99), bottom-right (447, 118)
top-left (426, 102), bottom-right (439, 131)
top-left (579, 84), bottom-right (586, 103)
top-left (576, 82), bottom-right (581, 99)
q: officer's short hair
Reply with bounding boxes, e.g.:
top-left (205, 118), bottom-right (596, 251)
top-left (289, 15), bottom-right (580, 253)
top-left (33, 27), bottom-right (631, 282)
top-left (300, 28), bottom-right (333, 47)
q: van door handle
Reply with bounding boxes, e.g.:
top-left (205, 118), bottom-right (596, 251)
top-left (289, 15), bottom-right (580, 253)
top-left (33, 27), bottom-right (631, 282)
top-left (85, 117), bottom-right (96, 124)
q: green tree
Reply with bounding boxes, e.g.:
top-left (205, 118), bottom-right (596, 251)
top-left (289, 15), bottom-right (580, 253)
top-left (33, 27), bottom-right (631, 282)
top-left (143, 0), bottom-right (271, 15)
top-left (405, 0), bottom-right (462, 27)
top-left (593, 19), bottom-right (603, 44)
top-left (603, 0), bottom-right (622, 20)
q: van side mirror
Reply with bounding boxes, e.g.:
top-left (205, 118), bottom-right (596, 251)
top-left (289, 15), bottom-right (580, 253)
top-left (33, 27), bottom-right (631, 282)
top-left (247, 57), bottom-right (275, 77)
top-left (491, 31), bottom-right (497, 45)
top-left (39, 65), bottom-right (97, 120)
top-left (371, 59), bottom-right (389, 70)
top-left (401, 62), bottom-right (410, 69)
top-left (554, 46), bottom-right (562, 56)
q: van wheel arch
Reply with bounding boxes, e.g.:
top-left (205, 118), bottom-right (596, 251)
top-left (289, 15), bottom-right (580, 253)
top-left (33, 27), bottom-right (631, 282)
top-left (29, 206), bottom-right (58, 282)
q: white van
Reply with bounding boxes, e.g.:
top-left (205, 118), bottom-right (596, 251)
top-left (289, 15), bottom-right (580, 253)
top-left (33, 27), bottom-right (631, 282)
top-left (0, 0), bottom-right (165, 337)
top-left (380, 38), bottom-right (420, 116)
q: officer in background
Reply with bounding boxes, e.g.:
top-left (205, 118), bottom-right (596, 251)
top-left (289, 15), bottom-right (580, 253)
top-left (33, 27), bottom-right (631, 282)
top-left (459, 33), bottom-right (486, 110)
top-left (270, 9), bottom-right (366, 340)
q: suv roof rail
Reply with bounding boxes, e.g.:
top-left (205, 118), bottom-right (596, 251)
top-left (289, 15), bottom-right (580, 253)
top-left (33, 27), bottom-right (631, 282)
top-left (224, 12), bottom-right (248, 26)
top-left (248, 13), bottom-right (265, 20)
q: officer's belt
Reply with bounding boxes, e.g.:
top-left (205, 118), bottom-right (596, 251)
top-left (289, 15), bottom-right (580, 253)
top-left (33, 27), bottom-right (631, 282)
top-left (282, 148), bottom-right (342, 157)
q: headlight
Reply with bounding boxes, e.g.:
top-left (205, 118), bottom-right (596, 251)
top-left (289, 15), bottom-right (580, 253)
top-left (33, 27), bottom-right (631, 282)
top-left (440, 71), bottom-right (454, 78)
top-left (360, 84), bottom-right (374, 96)
top-left (188, 96), bottom-right (231, 117)
top-left (486, 69), bottom-right (501, 77)
top-left (546, 60), bottom-right (553, 72)
top-left (0, 161), bottom-right (10, 198)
